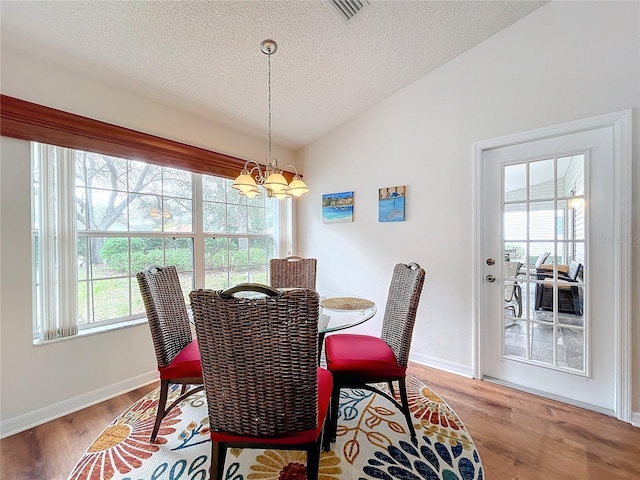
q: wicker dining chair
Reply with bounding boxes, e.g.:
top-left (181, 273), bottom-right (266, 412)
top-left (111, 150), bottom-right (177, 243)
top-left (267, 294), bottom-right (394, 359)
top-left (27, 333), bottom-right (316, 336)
top-left (136, 265), bottom-right (203, 443)
top-left (269, 255), bottom-right (317, 290)
top-left (323, 262), bottom-right (425, 450)
top-left (189, 284), bottom-right (332, 480)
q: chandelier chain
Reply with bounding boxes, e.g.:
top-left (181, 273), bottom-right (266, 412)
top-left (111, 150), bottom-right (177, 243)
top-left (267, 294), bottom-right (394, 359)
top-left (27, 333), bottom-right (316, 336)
top-left (231, 39), bottom-right (308, 198)
top-left (268, 51), bottom-right (272, 159)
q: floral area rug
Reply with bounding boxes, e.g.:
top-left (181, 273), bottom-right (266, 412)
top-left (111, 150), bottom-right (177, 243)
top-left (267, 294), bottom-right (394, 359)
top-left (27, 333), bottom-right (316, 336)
top-left (67, 375), bottom-right (483, 480)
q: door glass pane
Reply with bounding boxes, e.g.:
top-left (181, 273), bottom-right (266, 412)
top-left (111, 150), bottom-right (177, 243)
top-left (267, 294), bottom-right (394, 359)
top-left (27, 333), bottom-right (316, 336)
top-left (556, 200), bottom-right (568, 240)
top-left (573, 204), bottom-right (586, 241)
top-left (504, 203), bottom-right (526, 241)
top-left (529, 245), bottom-right (551, 269)
top-left (504, 241), bottom-right (526, 264)
top-left (557, 327), bottom-right (584, 371)
top-left (504, 163), bottom-right (527, 202)
top-left (557, 155), bottom-right (584, 196)
top-left (529, 159), bottom-right (554, 201)
top-left (529, 201), bottom-right (555, 240)
top-left (504, 320), bottom-right (527, 359)
top-left (504, 259), bottom-right (522, 319)
top-left (503, 156), bottom-right (586, 373)
top-left (531, 323), bottom-right (554, 365)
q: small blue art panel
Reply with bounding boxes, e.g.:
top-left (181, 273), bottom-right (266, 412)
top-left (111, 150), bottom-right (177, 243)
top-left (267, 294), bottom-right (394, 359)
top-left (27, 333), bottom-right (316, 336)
top-left (322, 191), bottom-right (354, 223)
top-left (379, 185), bottom-right (406, 222)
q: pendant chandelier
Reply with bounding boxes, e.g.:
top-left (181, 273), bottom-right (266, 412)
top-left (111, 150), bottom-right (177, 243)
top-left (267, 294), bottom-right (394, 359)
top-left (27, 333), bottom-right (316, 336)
top-left (232, 39), bottom-right (309, 199)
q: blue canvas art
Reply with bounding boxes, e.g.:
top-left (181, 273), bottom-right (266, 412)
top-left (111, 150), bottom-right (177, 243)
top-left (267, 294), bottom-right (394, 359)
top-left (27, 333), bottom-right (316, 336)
top-left (322, 191), bottom-right (354, 223)
top-left (379, 186), bottom-right (406, 222)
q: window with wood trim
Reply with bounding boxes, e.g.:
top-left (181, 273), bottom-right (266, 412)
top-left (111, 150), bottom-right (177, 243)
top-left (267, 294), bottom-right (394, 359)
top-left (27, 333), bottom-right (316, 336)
top-left (32, 143), bottom-right (283, 341)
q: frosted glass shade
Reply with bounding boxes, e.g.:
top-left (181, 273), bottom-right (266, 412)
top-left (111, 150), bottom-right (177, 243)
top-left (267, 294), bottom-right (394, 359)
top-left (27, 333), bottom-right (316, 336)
top-left (232, 170), bottom-right (257, 193)
top-left (287, 175), bottom-right (309, 197)
top-left (263, 172), bottom-right (288, 193)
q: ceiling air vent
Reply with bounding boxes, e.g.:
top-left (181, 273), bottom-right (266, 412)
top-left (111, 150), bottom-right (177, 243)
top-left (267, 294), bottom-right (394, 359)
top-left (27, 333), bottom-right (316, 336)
top-left (323, 0), bottom-right (370, 23)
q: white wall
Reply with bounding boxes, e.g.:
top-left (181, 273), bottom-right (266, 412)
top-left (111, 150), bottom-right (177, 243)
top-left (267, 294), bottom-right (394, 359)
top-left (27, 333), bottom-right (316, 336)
top-left (0, 51), bottom-right (296, 435)
top-left (297, 1), bottom-right (640, 410)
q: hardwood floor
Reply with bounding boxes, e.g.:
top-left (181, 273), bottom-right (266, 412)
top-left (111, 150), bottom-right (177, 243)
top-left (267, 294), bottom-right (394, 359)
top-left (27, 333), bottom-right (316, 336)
top-left (0, 384), bottom-right (157, 480)
top-left (2, 365), bottom-right (639, 480)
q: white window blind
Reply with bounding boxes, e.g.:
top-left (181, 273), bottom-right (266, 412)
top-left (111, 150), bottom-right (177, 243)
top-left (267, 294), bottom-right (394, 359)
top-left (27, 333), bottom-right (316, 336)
top-left (33, 143), bottom-right (79, 340)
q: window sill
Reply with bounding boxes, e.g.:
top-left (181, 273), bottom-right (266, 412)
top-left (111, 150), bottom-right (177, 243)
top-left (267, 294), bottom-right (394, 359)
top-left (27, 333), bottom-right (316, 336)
top-left (33, 318), bottom-right (148, 346)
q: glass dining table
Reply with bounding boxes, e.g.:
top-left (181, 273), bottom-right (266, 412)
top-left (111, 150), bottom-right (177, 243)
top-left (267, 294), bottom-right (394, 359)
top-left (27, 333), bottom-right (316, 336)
top-left (317, 289), bottom-right (377, 363)
top-left (189, 286), bottom-right (377, 363)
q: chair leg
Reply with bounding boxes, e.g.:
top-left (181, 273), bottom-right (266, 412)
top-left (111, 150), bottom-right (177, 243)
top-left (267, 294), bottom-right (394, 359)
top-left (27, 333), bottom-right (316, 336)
top-left (307, 442), bottom-right (321, 480)
top-left (150, 379), bottom-right (169, 442)
top-left (398, 377), bottom-right (416, 441)
top-left (571, 286), bottom-right (583, 315)
top-left (325, 385), bottom-right (341, 449)
top-left (388, 381), bottom-right (395, 396)
top-left (515, 284), bottom-right (522, 317)
top-left (321, 404), bottom-right (331, 452)
top-left (210, 441), bottom-right (226, 480)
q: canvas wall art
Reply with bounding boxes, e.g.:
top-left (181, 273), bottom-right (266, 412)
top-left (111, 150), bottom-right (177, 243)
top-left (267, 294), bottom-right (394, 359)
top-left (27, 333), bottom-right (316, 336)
top-left (379, 185), bottom-right (406, 222)
top-left (322, 191), bottom-right (354, 223)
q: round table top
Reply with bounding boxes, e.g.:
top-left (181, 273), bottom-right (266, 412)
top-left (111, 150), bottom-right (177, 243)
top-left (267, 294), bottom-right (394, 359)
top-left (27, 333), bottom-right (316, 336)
top-left (317, 289), bottom-right (377, 334)
top-left (197, 286), bottom-right (377, 335)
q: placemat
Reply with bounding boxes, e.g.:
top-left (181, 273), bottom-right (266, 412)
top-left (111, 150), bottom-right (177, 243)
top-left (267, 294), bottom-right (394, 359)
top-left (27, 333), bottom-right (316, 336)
top-left (320, 297), bottom-right (374, 310)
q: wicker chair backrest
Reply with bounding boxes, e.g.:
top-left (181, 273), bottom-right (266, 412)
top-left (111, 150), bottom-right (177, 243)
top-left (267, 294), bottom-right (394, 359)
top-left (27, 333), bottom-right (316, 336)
top-left (269, 256), bottom-right (317, 290)
top-left (136, 265), bottom-right (192, 368)
top-left (190, 286), bottom-right (320, 437)
top-left (380, 262), bottom-right (426, 368)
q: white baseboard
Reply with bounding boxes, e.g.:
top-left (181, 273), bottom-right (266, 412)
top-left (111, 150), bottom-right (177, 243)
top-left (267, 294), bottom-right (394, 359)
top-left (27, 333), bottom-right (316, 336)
top-left (0, 371), bottom-right (158, 439)
top-left (632, 411), bottom-right (640, 428)
top-left (409, 352), bottom-right (474, 378)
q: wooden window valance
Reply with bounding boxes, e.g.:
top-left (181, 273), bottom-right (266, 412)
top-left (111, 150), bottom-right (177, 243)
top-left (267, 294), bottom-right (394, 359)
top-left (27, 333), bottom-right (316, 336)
top-left (0, 94), bottom-right (288, 180)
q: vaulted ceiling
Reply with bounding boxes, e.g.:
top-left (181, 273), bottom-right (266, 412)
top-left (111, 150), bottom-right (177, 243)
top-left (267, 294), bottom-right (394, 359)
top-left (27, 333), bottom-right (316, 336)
top-left (1, 1), bottom-right (548, 150)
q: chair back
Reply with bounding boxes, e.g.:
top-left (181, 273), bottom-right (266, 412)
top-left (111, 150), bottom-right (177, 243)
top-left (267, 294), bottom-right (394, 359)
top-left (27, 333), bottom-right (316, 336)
top-left (136, 265), bottom-right (192, 368)
top-left (504, 261), bottom-right (522, 301)
top-left (567, 261), bottom-right (583, 281)
top-left (380, 262), bottom-right (426, 368)
top-left (504, 261), bottom-right (521, 278)
top-left (269, 256), bottom-right (317, 290)
top-left (535, 252), bottom-right (550, 268)
top-left (189, 285), bottom-right (320, 437)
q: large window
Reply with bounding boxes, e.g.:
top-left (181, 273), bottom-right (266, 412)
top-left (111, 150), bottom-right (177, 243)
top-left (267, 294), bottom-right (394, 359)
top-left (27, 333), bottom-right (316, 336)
top-left (32, 143), bottom-right (283, 341)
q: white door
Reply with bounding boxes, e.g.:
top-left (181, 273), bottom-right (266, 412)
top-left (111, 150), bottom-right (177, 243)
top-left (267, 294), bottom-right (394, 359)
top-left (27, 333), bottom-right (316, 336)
top-left (474, 112), bottom-right (632, 419)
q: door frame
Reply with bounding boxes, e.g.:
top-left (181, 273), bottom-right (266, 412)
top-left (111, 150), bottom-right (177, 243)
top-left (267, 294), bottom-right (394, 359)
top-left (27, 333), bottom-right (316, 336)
top-left (472, 110), bottom-right (632, 422)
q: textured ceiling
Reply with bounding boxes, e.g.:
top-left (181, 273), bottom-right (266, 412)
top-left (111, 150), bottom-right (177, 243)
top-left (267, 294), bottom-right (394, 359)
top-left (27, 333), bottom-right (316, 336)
top-left (1, 1), bottom-right (548, 150)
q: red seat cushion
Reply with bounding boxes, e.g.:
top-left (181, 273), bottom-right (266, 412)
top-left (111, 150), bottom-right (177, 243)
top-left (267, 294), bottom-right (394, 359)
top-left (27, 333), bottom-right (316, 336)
top-left (325, 334), bottom-right (406, 379)
top-left (211, 367), bottom-right (332, 445)
top-left (158, 340), bottom-right (202, 380)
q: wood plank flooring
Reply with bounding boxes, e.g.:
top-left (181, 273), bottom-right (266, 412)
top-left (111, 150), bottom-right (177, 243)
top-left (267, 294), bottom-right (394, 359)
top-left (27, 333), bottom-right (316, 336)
top-left (1, 364), bottom-right (638, 480)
